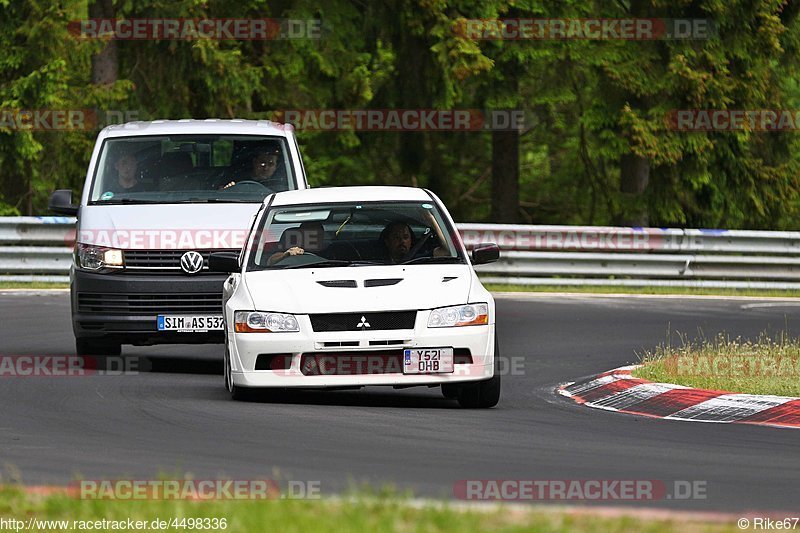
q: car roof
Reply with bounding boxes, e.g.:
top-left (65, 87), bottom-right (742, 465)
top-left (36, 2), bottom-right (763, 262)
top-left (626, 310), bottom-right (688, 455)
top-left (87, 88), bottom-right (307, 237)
top-left (99, 119), bottom-right (293, 138)
top-left (269, 186), bottom-right (433, 206)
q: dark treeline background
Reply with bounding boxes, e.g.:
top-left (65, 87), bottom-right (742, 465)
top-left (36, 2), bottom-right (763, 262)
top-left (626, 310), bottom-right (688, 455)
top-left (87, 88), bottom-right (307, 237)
top-left (2, 0), bottom-right (800, 228)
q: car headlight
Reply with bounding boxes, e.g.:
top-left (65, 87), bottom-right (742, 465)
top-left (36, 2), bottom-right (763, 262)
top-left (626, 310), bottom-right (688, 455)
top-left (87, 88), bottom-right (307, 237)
top-left (234, 311), bottom-right (300, 333)
top-left (76, 243), bottom-right (124, 271)
top-left (428, 303), bottom-right (488, 327)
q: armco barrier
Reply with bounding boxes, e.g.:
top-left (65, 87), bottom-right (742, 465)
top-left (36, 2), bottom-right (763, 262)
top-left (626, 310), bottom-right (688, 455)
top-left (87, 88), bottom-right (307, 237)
top-left (2, 218), bottom-right (800, 289)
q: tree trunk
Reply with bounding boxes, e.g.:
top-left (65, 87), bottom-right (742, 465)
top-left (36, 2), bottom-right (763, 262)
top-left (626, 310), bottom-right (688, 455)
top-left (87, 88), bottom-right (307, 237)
top-left (490, 129), bottom-right (520, 223)
top-left (89, 0), bottom-right (117, 85)
top-left (618, 153), bottom-right (650, 225)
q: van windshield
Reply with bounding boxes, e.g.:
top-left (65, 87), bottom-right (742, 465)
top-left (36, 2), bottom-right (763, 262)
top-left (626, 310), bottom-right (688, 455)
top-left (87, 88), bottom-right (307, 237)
top-left (90, 135), bottom-right (297, 204)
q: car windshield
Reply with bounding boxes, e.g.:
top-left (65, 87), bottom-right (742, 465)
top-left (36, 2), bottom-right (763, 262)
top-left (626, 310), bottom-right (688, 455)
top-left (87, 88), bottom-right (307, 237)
top-left (247, 200), bottom-right (465, 270)
top-left (89, 135), bottom-right (297, 204)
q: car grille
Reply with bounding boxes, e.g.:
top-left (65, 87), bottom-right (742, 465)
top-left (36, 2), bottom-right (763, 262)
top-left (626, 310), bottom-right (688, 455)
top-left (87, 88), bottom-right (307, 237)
top-left (123, 249), bottom-right (238, 273)
top-left (309, 311), bottom-right (416, 332)
top-left (77, 293), bottom-right (223, 315)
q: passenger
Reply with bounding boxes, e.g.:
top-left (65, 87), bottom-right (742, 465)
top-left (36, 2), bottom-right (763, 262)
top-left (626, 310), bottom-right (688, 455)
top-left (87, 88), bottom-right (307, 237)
top-left (380, 212), bottom-right (448, 264)
top-left (380, 221), bottom-right (416, 264)
top-left (104, 151), bottom-right (143, 195)
top-left (268, 221), bottom-right (327, 265)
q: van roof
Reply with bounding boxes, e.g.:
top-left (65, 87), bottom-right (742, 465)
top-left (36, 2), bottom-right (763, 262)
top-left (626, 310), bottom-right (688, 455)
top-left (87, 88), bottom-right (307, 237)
top-left (99, 119), bottom-right (293, 138)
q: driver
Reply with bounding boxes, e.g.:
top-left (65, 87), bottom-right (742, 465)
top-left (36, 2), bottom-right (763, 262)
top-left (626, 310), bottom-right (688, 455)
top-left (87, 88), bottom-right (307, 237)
top-left (267, 222), bottom-right (327, 265)
top-left (219, 144), bottom-right (281, 190)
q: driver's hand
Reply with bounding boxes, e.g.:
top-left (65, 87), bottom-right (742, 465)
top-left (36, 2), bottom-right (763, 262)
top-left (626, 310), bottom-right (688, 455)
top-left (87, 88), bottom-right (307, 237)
top-left (285, 247), bottom-right (304, 256)
top-left (219, 181), bottom-right (236, 190)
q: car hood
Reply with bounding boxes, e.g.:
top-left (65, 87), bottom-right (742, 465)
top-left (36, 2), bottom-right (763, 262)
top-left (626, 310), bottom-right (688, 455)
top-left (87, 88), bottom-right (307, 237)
top-left (244, 264), bottom-right (474, 314)
top-left (77, 204), bottom-right (260, 249)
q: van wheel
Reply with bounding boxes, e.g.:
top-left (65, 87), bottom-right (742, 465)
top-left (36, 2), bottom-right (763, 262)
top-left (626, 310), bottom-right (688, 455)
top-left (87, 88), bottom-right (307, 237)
top-left (76, 338), bottom-right (122, 357)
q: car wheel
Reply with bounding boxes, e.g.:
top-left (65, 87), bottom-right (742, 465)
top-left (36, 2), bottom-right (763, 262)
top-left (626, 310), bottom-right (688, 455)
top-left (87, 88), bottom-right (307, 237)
top-left (441, 383), bottom-right (459, 399)
top-left (75, 337), bottom-right (122, 357)
top-left (457, 338), bottom-right (501, 409)
top-left (225, 344), bottom-right (251, 401)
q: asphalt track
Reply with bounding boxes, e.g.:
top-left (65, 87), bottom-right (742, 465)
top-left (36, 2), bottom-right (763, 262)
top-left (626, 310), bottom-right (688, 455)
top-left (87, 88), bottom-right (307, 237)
top-left (1, 291), bottom-right (798, 512)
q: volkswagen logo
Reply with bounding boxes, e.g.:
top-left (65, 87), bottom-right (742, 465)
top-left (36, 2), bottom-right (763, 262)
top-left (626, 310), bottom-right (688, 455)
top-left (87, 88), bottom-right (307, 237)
top-left (356, 316), bottom-right (371, 329)
top-left (180, 251), bottom-right (204, 274)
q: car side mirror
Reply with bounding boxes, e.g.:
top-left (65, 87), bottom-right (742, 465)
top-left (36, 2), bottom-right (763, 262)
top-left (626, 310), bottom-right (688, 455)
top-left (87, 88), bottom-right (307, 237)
top-left (208, 251), bottom-right (241, 273)
top-left (49, 189), bottom-right (79, 216)
top-left (472, 243), bottom-right (499, 265)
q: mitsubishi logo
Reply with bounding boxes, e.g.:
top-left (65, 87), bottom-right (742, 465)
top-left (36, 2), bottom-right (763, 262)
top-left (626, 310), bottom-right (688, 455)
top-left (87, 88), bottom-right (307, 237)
top-left (180, 251), bottom-right (204, 274)
top-left (356, 316), bottom-right (371, 329)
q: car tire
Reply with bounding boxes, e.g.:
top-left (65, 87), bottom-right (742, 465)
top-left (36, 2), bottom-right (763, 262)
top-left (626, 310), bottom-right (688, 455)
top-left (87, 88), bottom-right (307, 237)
top-left (456, 338), bottom-right (501, 409)
top-left (441, 383), bottom-right (459, 399)
top-left (75, 337), bottom-right (122, 357)
top-left (225, 343), bottom-right (252, 401)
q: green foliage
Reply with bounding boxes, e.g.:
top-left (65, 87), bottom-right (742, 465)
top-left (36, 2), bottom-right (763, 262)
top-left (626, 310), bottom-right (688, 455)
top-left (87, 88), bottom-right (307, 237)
top-left (0, 0), bottom-right (799, 230)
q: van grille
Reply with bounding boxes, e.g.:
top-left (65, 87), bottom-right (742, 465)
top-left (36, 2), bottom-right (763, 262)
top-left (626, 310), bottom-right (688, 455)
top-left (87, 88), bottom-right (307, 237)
top-left (77, 293), bottom-right (223, 315)
top-left (123, 249), bottom-right (238, 272)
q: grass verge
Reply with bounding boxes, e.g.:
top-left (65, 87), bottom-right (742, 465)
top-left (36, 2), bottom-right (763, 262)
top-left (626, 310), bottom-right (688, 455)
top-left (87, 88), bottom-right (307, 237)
top-left (485, 283), bottom-right (800, 298)
top-left (634, 332), bottom-right (800, 396)
top-left (0, 282), bottom-right (68, 290)
top-left (0, 485), bottom-right (741, 532)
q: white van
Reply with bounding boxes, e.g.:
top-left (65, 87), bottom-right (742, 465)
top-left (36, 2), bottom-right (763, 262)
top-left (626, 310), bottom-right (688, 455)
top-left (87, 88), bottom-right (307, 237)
top-left (49, 119), bottom-right (309, 355)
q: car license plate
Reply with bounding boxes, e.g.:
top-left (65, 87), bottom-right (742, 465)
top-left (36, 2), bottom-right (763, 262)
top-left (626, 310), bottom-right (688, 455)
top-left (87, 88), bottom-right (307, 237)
top-left (157, 315), bottom-right (224, 332)
top-left (403, 348), bottom-right (454, 374)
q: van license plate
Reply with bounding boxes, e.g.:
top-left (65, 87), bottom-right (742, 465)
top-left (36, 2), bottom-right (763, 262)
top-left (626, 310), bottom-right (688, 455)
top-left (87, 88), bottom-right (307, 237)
top-left (157, 315), bottom-right (224, 332)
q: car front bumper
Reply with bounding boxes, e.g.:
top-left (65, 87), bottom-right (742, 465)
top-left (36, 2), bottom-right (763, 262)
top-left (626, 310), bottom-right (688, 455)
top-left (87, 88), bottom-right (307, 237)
top-left (229, 322), bottom-right (495, 388)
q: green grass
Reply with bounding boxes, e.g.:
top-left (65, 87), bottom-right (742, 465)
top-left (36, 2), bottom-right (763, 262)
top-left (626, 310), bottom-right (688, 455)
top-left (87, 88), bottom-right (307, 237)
top-left (0, 280), bottom-right (798, 298)
top-left (0, 282), bottom-right (68, 290)
top-left (0, 485), bottom-right (740, 532)
top-left (486, 283), bottom-right (800, 298)
top-left (634, 332), bottom-right (800, 396)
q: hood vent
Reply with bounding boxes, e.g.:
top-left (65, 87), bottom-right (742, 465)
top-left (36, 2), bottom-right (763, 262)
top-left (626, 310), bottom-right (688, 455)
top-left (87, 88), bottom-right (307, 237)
top-left (442, 276), bottom-right (458, 282)
top-left (364, 278), bottom-right (403, 288)
top-left (317, 280), bottom-right (357, 288)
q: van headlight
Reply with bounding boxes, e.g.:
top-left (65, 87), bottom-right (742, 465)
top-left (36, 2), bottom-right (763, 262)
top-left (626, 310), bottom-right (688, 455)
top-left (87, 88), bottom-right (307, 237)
top-left (76, 243), bottom-right (124, 271)
top-left (234, 311), bottom-right (300, 333)
top-left (428, 303), bottom-right (488, 327)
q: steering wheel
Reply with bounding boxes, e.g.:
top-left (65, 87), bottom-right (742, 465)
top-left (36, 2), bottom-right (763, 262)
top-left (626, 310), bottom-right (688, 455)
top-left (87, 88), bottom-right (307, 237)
top-left (223, 180), bottom-right (275, 194)
top-left (227, 180), bottom-right (268, 188)
top-left (402, 228), bottom-right (433, 262)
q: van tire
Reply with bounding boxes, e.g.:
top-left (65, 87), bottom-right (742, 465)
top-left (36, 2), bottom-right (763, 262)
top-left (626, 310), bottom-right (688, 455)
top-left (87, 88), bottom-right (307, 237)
top-left (75, 337), bottom-right (122, 357)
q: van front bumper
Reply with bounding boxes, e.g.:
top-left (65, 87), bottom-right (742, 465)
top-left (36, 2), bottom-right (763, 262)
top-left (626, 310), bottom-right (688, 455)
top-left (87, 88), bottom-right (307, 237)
top-left (71, 268), bottom-right (227, 345)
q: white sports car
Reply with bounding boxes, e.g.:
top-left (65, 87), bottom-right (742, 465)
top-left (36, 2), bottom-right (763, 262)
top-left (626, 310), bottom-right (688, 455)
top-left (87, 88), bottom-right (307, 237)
top-left (210, 186), bottom-right (501, 407)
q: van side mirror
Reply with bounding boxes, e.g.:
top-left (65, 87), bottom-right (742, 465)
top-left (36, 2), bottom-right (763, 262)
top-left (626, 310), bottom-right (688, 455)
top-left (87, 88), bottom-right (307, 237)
top-left (49, 189), bottom-right (79, 216)
top-left (209, 252), bottom-right (241, 273)
top-left (471, 243), bottom-right (499, 265)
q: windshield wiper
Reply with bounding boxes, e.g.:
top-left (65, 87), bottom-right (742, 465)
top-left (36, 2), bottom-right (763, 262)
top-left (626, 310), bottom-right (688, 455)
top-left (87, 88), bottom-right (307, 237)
top-left (280, 259), bottom-right (353, 269)
top-left (92, 198), bottom-right (161, 205)
top-left (401, 256), bottom-right (463, 265)
top-left (174, 198), bottom-right (256, 203)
